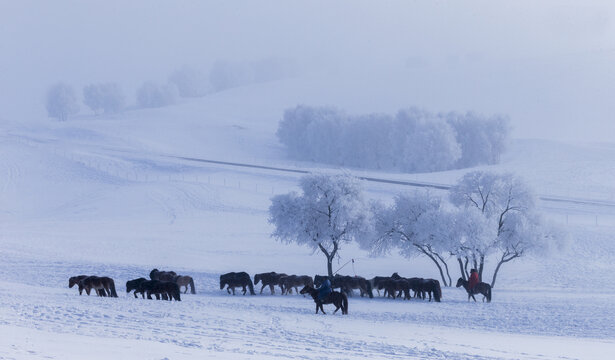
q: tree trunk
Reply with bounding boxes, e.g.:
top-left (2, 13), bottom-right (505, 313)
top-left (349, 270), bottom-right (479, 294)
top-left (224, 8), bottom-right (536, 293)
top-left (327, 256), bottom-right (334, 277)
top-left (491, 252), bottom-right (520, 288)
top-left (478, 255), bottom-right (485, 282)
top-left (458, 258), bottom-right (466, 281)
top-left (464, 257), bottom-right (470, 279)
top-left (414, 244), bottom-right (447, 286)
top-left (434, 252), bottom-right (451, 287)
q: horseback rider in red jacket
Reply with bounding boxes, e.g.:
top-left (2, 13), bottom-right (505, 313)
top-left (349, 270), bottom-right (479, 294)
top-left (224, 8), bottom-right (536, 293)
top-left (468, 269), bottom-right (479, 292)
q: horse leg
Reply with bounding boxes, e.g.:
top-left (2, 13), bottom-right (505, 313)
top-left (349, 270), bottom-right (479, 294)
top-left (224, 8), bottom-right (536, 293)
top-left (260, 284), bottom-right (265, 294)
top-left (471, 294), bottom-right (477, 302)
top-left (319, 303), bottom-right (326, 315)
top-left (242, 286), bottom-right (247, 295)
top-left (269, 284), bottom-right (275, 295)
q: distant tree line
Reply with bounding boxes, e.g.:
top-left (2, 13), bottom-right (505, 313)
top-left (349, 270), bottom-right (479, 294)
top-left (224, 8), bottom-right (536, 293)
top-left (45, 58), bottom-right (296, 120)
top-left (277, 105), bottom-right (510, 173)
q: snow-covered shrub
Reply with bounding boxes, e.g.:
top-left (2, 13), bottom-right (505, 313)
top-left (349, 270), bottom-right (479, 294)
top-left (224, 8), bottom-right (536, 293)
top-left (46, 83), bottom-right (79, 121)
top-left (168, 66), bottom-right (209, 98)
top-left (136, 81), bottom-right (178, 108)
top-left (269, 173), bottom-right (372, 276)
top-left (83, 82), bottom-right (125, 114)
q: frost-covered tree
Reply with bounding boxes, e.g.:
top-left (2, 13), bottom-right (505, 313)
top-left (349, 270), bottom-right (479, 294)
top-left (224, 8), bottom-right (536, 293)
top-left (269, 173), bottom-right (371, 276)
top-left (366, 190), bottom-right (454, 285)
top-left (136, 81), bottom-right (178, 108)
top-left (168, 65), bottom-right (209, 98)
top-left (209, 60), bottom-right (252, 92)
top-left (394, 109), bottom-right (461, 172)
top-left (83, 82), bottom-right (125, 114)
top-left (449, 171), bottom-right (542, 287)
top-left (445, 112), bottom-right (510, 167)
top-left (46, 83), bottom-right (79, 121)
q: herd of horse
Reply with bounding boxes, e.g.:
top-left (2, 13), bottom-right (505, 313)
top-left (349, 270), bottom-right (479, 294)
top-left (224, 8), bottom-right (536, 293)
top-left (69, 269), bottom-right (492, 315)
top-left (69, 269), bottom-right (195, 302)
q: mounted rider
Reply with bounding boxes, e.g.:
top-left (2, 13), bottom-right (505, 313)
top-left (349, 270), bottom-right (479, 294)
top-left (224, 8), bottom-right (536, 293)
top-left (317, 277), bottom-right (333, 301)
top-left (468, 268), bottom-right (479, 292)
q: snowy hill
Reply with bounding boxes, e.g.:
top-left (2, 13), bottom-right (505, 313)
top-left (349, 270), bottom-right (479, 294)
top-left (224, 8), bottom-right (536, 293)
top-left (1, 78), bottom-right (615, 359)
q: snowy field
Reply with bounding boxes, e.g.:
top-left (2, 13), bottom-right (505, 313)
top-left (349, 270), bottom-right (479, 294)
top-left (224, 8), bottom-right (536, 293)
top-left (2, 80), bottom-right (615, 359)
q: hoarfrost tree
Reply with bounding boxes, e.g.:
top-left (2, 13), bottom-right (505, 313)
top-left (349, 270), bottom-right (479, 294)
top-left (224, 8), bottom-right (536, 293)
top-left (46, 83), bottom-right (79, 121)
top-left (366, 190), bottom-right (454, 286)
top-left (269, 173), bottom-right (371, 277)
top-left (450, 171), bottom-right (542, 287)
top-left (83, 82), bottom-right (125, 114)
top-left (136, 81), bottom-right (178, 108)
top-left (168, 65), bottom-right (209, 98)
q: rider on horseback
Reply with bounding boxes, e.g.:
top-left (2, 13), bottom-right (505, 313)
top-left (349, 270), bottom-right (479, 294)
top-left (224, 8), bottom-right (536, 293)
top-left (468, 269), bottom-right (479, 292)
top-left (317, 277), bottom-right (332, 301)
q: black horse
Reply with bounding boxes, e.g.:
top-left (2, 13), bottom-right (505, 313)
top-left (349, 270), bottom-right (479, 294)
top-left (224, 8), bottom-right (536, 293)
top-left (418, 279), bottom-right (442, 302)
top-left (299, 285), bottom-right (348, 315)
top-left (254, 272), bottom-right (287, 294)
top-left (138, 280), bottom-right (181, 301)
top-left (456, 277), bottom-right (491, 302)
top-left (126, 278), bottom-right (148, 298)
top-left (220, 272), bottom-right (255, 295)
top-left (150, 268), bottom-right (178, 281)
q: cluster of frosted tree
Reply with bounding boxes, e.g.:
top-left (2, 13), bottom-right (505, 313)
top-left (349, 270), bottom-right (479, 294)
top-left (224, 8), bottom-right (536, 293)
top-left (277, 106), bottom-right (510, 173)
top-left (83, 83), bottom-right (125, 114)
top-left (269, 171), bottom-right (560, 287)
top-left (210, 58), bottom-right (296, 92)
top-left (46, 82), bottom-right (125, 120)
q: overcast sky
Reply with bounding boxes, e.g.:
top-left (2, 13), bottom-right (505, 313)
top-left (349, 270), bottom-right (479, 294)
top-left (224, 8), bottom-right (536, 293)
top-left (1, 0), bottom-right (614, 142)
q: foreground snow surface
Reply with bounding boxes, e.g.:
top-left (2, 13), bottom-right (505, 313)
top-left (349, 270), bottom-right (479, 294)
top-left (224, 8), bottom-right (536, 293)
top-left (1, 269), bottom-right (614, 360)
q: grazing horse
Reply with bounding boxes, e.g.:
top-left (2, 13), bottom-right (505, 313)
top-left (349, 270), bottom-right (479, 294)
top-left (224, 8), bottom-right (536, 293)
top-left (279, 275), bottom-right (314, 295)
top-left (456, 277), bottom-right (491, 303)
top-left (220, 272), bottom-right (255, 295)
top-left (78, 276), bottom-right (117, 297)
top-left (300, 285), bottom-right (348, 315)
top-left (69, 275), bottom-right (92, 295)
top-left (254, 272), bottom-right (287, 294)
top-left (150, 269), bottom-right (178, 282)
top-left (126, 278), bottom-right (148, 298)
top-left (175, 275), bottom-right (196, 294)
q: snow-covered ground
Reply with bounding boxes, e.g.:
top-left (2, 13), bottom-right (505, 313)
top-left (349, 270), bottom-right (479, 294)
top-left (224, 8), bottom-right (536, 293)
top-left (1, 80), bottom-right (615, 359)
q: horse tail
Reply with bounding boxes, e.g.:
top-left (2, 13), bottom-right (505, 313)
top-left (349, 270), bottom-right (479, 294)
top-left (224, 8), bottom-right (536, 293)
top-left (487, 286), bottom-right (492, 303)
top-left (247, 277), bottom-right (256, 295)
top-left (189, 277), bottom-right (196, 294)
top-left (342, 293), bottom-right (349, 315)
top-left (433, 280), bottom-right (442, 302)
top-left (109, 278), bottom-right (118, 298)
top-left (175, 284), bottom-right (182, 301)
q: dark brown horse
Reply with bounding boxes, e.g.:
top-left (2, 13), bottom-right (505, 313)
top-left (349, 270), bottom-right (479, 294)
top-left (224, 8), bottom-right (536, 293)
top-left (78, 276), bottom-right (118, 297)
top-left (378, 279), bottom-right (410, 299)
top-left (314, 275), bottom-right (373, 298)
top-left (146, 280), bottom-right (181, 301)
top-left (220, 272), bottom-right (255, 295)
top-left (150, 268), bottom-right (177, 282)
top-left (456, 277), bottom-right (491, 302)
top-left (254, 272), bottom-right (287, 294)
top-left (300, 285), bottom-right (348, 315)
top-left (69, 275), bottom-right (90, 295)
top-left (279, 275), bottom-right (314, 295)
